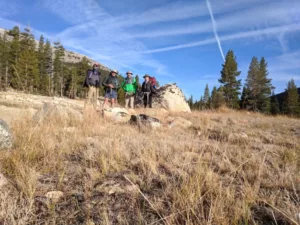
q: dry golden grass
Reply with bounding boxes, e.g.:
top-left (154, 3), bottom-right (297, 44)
top-left (0, 107), bottom-right (300, 225)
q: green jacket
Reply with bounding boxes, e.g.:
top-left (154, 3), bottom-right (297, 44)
top-left (122, 77), bottom-right (137, 94)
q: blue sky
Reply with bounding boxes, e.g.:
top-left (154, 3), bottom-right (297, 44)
top-left (0, 0), bottom-right (300, 99)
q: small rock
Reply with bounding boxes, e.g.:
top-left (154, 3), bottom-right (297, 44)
top-left (102, 107), bottom-right (130, 123)
top-left (0, 173), bottom-right (8, 189)
top-left (0, 119), bottom-right (13, 150)
top-left (45, 191), bottom-right (64, 203)
top-left (168, 117), bottom-right (192, 129)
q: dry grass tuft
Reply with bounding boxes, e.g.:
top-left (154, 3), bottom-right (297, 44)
top-left (0, 107), bottom-right (300, 224)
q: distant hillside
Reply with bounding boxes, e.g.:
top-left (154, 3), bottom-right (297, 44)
top-left (0, 27), bottom-right (110, 72)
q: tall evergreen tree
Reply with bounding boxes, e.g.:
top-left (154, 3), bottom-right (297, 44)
top-left (245, 57), bottom-right (272, 113)
top-left (203, 84), bottom-right (210, 108)
top-left (37, 35), bottom-right (47, 93)
top-left (245, 57), bottom-right (260, 110)
top-left (219, 50), bottom-right (241, 108)
top-left (240, 85), bottom-right (250, 109)
top-left (211, 86), bottom-right (218, 109)
top-left (43, 40), bottom-right (53, 95)
top-left (258, 57), bottom-right (272, 113)
top-left (7, 26), bottom-right (21, 88)
top-left (285, 79), bottom-right (300, 116)
top-left (53, 41), bottom-right (65, 96)
top-left (0, 33), bottom-right (10, 90)
top-left (13, 27), bottom-right (39, 93)
top-left (270, 91), bottom-right (280, 115)
top-left (16, 49), bottom-right (39, 92)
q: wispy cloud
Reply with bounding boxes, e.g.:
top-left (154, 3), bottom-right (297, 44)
top-left (39, 0), bottom-right (172, 76)
top-left (131, 0), bottom-right (300, 39)
top-left (206, 0), bottom-right (225, 61)
top-left (142, 23), bottom-right (300, 54)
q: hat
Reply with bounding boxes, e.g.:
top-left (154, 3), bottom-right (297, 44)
top-left (126, 71), bottom-right (133, 75)
top-left (143, 74), bottom-right (150, 78)
top-left (93, 63), bottom-right (99, 67)
top-left (111, 69), bottom-right (118, 74)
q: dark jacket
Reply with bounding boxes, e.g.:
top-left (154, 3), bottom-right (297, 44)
top-left (142, 81), bottom-right (156, 93)
top-left (83, 68), bottom-right (101, 87)
top-left (102, 74), bottom-right (120, 90)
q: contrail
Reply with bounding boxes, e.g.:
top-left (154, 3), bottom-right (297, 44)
top-left (206, 0), bottom-right (225, 61)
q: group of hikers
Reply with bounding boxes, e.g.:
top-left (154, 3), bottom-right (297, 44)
top-left (83, 63), bottom-right (157, 109)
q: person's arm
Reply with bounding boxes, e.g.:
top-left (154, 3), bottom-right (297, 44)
top-left (150, 84), bottom-right (156, 94)
top-left (102, 76), bottom-right (109, 87)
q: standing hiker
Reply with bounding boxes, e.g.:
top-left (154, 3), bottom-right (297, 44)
top-left (84, 63), bottom-right (101, 107)
top-left (141, 74), bottom-right (156, 108)
top-left (122, 71), bottom-right (137, 109)
top-left (102, 70), bottom-right (119, 108)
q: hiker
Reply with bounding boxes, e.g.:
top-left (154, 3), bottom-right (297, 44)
top-left (122, 71), bottom-right (137, 109)
top-left (102, 70), bottom-right (119, 108)
top-left (83, 63), bottom-right (101, 107)
top-left (141, 74), bottom-right (156, 108)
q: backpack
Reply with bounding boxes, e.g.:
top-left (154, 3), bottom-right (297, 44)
top-left (149, 77), bottom-right (157, 87)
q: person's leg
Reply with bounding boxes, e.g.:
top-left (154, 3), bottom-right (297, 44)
top-left (143, 93), bottom-right (147, 108)
top-left (87, 86), bottom-right (94, 103)
top-left (125, 93), bottom-right (129, 108)
top-left (111, 98), bottom-right (115, 108)
top-left (149, 94), bottom-right (153, 108)
top-left (130, 96), bottom-right (134, 109)
top-left (103, 89), bottom-right (110, 108)
top-left (92, 87), bottom-right (97, 107)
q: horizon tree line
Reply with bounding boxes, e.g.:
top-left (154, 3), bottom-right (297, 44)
top-left (188, 50), bottom-right (300, 117)
top-left (0, 25), bottom-right (149, 105)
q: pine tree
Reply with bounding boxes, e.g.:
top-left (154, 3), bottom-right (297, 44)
top-left (14, 28), bottom-right (39, 93)
top-left (77, 57), bottom-right (90, 98)
top-left (7, 26), bottom-right (21, 88)
top-left (53, 41), bottom-right (65, 96)
top-left (245, 57), bottom-right (260, 110)
top-left (219, 50), bottom-right (241, 108)
top-left (285, 79), bottom-right (300, 116)
top-left (37, 35), bottom-right (47, 93)
top-left (43, 40), bottom-right (53, 95)
top-left (240, 85), bottom-right (250, 109)
top-left (270, 91), bottom-right (280, 115)
top-left (245, 57), bottom-right (272, 113)
top-left (16, 50), bottom-right (39, 92)
top-left (258, 57), bottom-right (272, 113)
top-left (211, 86), bottom-right (218, 109)
top-left (203, 84), bottom-right (210, 109)
top-left (135, 75), bottom-right (141, 89)
top-left (188, 95), bottom-right (194, 109)
top-left (0, 33), bottom-right (10, 90)
top-left (216, 86), bottom-right (225, 108)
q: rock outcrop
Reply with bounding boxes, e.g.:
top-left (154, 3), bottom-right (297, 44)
top-left (0, 119), bottom-right (13, 150)
top-left (153, 84), bottom-right (191, 113)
